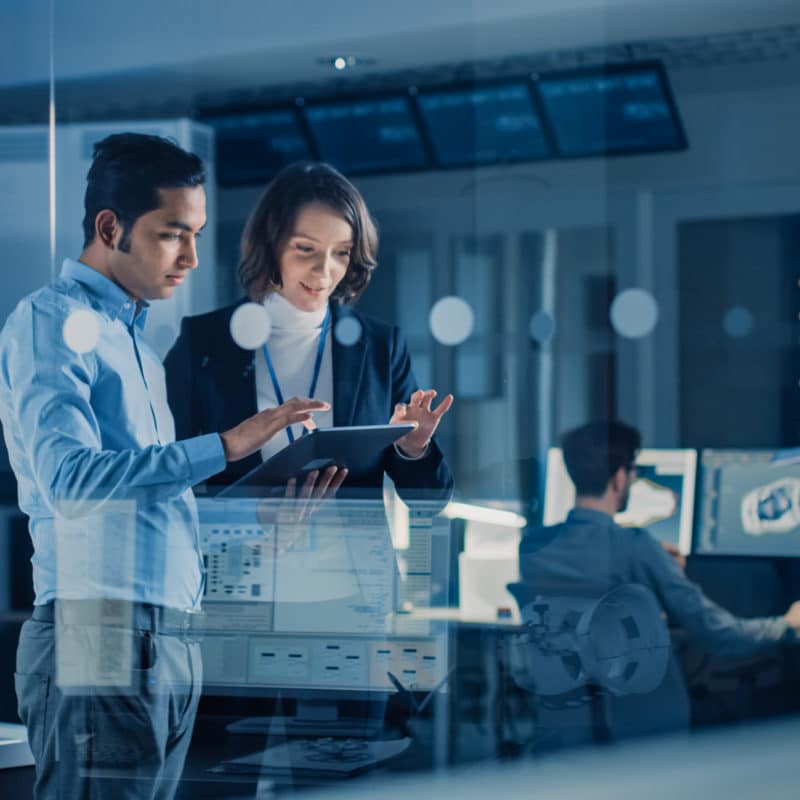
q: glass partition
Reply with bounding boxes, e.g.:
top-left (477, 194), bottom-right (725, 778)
top-left (1, 1), bottom-right (800, 795)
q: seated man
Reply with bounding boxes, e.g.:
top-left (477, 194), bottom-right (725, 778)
top-left (518, 420), bottom-right (800, 746)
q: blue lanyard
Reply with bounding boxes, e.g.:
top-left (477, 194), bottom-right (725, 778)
top-left (262, 306), bottom-right (330, 444)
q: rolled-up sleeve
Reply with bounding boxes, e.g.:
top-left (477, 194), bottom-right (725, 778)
top-left (633, 532), bottom-right (793, 659)
top-left (2, 298), bottom-right (226, 516)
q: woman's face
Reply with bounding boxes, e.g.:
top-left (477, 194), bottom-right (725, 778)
top-left (277, 202), bottom-right (353, 312)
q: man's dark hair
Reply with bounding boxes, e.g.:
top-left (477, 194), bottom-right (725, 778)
top-left (561, 420), bottom-right (641, 497)
top-left (82, 133), bottom-right (206, 251)
top-left (238, 161), bottom-right (378, 305)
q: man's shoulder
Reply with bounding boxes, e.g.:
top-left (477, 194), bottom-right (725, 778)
top-left (2, 281), bottom-right (88, 332)
top-left (610, 521), bottom-right (650, 539)
top-left (605, 520), bottom-right (656, 553)
top-left (519, 516), bottom-right (652, 549)
top-left (519, 522), bottom-right (565, 555)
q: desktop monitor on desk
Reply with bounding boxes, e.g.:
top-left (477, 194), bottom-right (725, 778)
top-left (543, 448), bottom-right (697, 554)
top-left (195, 496), bottom-right (451, 733)
top-left (694, 449), bottom-right (800, 558)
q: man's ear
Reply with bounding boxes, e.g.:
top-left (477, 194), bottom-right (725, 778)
top-left (610, 466), bottom-right (627, 494)
top-left (95, 209), bottom-right (120, 249)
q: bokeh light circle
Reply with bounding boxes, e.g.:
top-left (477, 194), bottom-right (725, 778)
top-left (230, 302), bottom-right (272, 350)
top-left (63, 309), bottom-right (100, 354)
top-left (610, 288), bottom-right (659, 339)
top-left (429, 296), bottom-right (475, 346)
top-left (334, 316), bottom-right (363, 347)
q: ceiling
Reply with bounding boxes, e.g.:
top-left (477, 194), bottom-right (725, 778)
top-left (2, 0), bottom-right (799, 122)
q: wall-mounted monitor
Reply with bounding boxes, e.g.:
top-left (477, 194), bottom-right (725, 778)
top-left (416, 82), bottom-right (551, 167)
top-left (694, 449), bottom-right (800, 558)
top-left (206, 109), bottom-right (312, 186)
top-left (544, 447), bottom-right (697, 555)
top-left (303, 96), bottom-right (428, 175)
top-left (536, 62), bottom-right (686, 158)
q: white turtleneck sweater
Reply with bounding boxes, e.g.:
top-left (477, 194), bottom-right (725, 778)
top-left (255, 292), bottom-right (334, 462)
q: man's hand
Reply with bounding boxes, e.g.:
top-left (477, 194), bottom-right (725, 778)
top-left (784, 600), bottom-right (800, 635)
top-left (391, 389), bottom-right (454, 458)
top-left (220, 397), bottom-right (330, 462)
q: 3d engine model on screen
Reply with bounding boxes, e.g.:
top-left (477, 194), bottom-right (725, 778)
top-left (741, 478), bottom-right (800, 536)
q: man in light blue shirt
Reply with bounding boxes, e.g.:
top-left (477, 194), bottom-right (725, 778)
top-left (0, 133), bottom-right (326, 799)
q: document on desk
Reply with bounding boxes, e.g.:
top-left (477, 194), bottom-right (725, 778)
top-left (212, 737), bottom-right (411, 778)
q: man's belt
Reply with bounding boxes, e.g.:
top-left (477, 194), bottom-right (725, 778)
top-left (31, 599), bottom-right (205, 642)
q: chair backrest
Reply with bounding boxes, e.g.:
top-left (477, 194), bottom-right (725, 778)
top-left (506, 582), bottom-right (671, 697)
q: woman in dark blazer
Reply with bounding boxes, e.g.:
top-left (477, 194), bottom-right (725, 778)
top-left (164, 162), bottom-right (453, 500)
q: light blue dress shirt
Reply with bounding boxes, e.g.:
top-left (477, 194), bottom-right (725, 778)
top-left (0, 259), bottom-right (227, 609)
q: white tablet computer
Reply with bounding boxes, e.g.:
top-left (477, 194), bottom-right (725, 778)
top-left (217, 424), bottom-right (416, 496)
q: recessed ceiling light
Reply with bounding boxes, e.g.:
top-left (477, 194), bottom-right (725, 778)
top-left (316, 56), bottom-right (377, 71)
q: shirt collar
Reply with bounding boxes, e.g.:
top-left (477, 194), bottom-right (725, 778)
top-left (566, 507), bottom-right (617, 527)
top-left (60, 258), bottom-right (149, 330)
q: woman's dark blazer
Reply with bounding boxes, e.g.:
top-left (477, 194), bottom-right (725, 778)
top-left (164, 300), bottom-right (453, 501)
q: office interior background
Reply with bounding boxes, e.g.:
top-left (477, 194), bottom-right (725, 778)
top-left (1, 0), bottom-right (800, 795)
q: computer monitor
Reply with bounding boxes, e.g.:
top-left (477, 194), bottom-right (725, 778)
top-left (535, 61), bottom-right (686, 158)
top-left (196, 497), bottom-right (450, 721)
top-left (416, 82), bottom-right (551, 167)
top-left (694, 449), bottom-right (800, 558)
top-left (543, 448), bottom-right (697, 554)
top-left (206, 109), bottom-right (312, 186)
top-left (303, 95), bottom-right (428, 175)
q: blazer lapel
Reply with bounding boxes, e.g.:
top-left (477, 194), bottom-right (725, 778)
top-left (332, 305), bottom-right (367, 427)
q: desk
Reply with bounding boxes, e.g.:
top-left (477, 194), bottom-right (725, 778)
top-left (401, 607), bottom-right (527, 760)
top-left (0, 765), bottom-right (35, 799)
top-left (402, 606), bottom-right (522, 628)
top-left (177, 713), bottom-right (437, 796)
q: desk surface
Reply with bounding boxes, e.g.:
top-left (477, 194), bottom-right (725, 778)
top-left (402, 607), bottom-right (522, 628)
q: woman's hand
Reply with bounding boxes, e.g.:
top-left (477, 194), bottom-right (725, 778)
top-left (256, 465), bottom-right (348, 555)
top-left (391, 389), bottom-right (454, 458)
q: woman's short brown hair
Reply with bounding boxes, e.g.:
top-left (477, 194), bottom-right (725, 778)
top-left (238, 162), bottom-right (378, 304)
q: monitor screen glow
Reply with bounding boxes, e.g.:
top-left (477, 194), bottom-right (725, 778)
top-left (537, 64), bottom-right (686, 158)
top-left (417, 83), bottom-right (550, 166)
top-left (197, 498), bottom-right (451, 695)
top-left (695, 450), bottom-right (800, 558)
top-left (207, 110), bottom-right (312, 186)
top-left (543, 447), bottom-right (697, 555)
top-left (304, 96), bottom-right (428, 175)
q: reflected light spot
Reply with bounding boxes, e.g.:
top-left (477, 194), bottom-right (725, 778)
top-left (429, 296), bottom-right (474, 346)
top-left (610, 288), bottom-right (659, 339)
top-left (529, 310), bottom-right (556, 344)
top-left (230, 303), bottom-right (271, 350)
top-left (334, 316), bottom-right (362, 347)
top-left (63, 309), bottom-right (100, 354)
top-left (723, 306), bottom-right (754, 339)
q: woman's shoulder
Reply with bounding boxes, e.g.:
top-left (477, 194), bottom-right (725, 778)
top-left (334, 303), bottom-right (396, 341)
